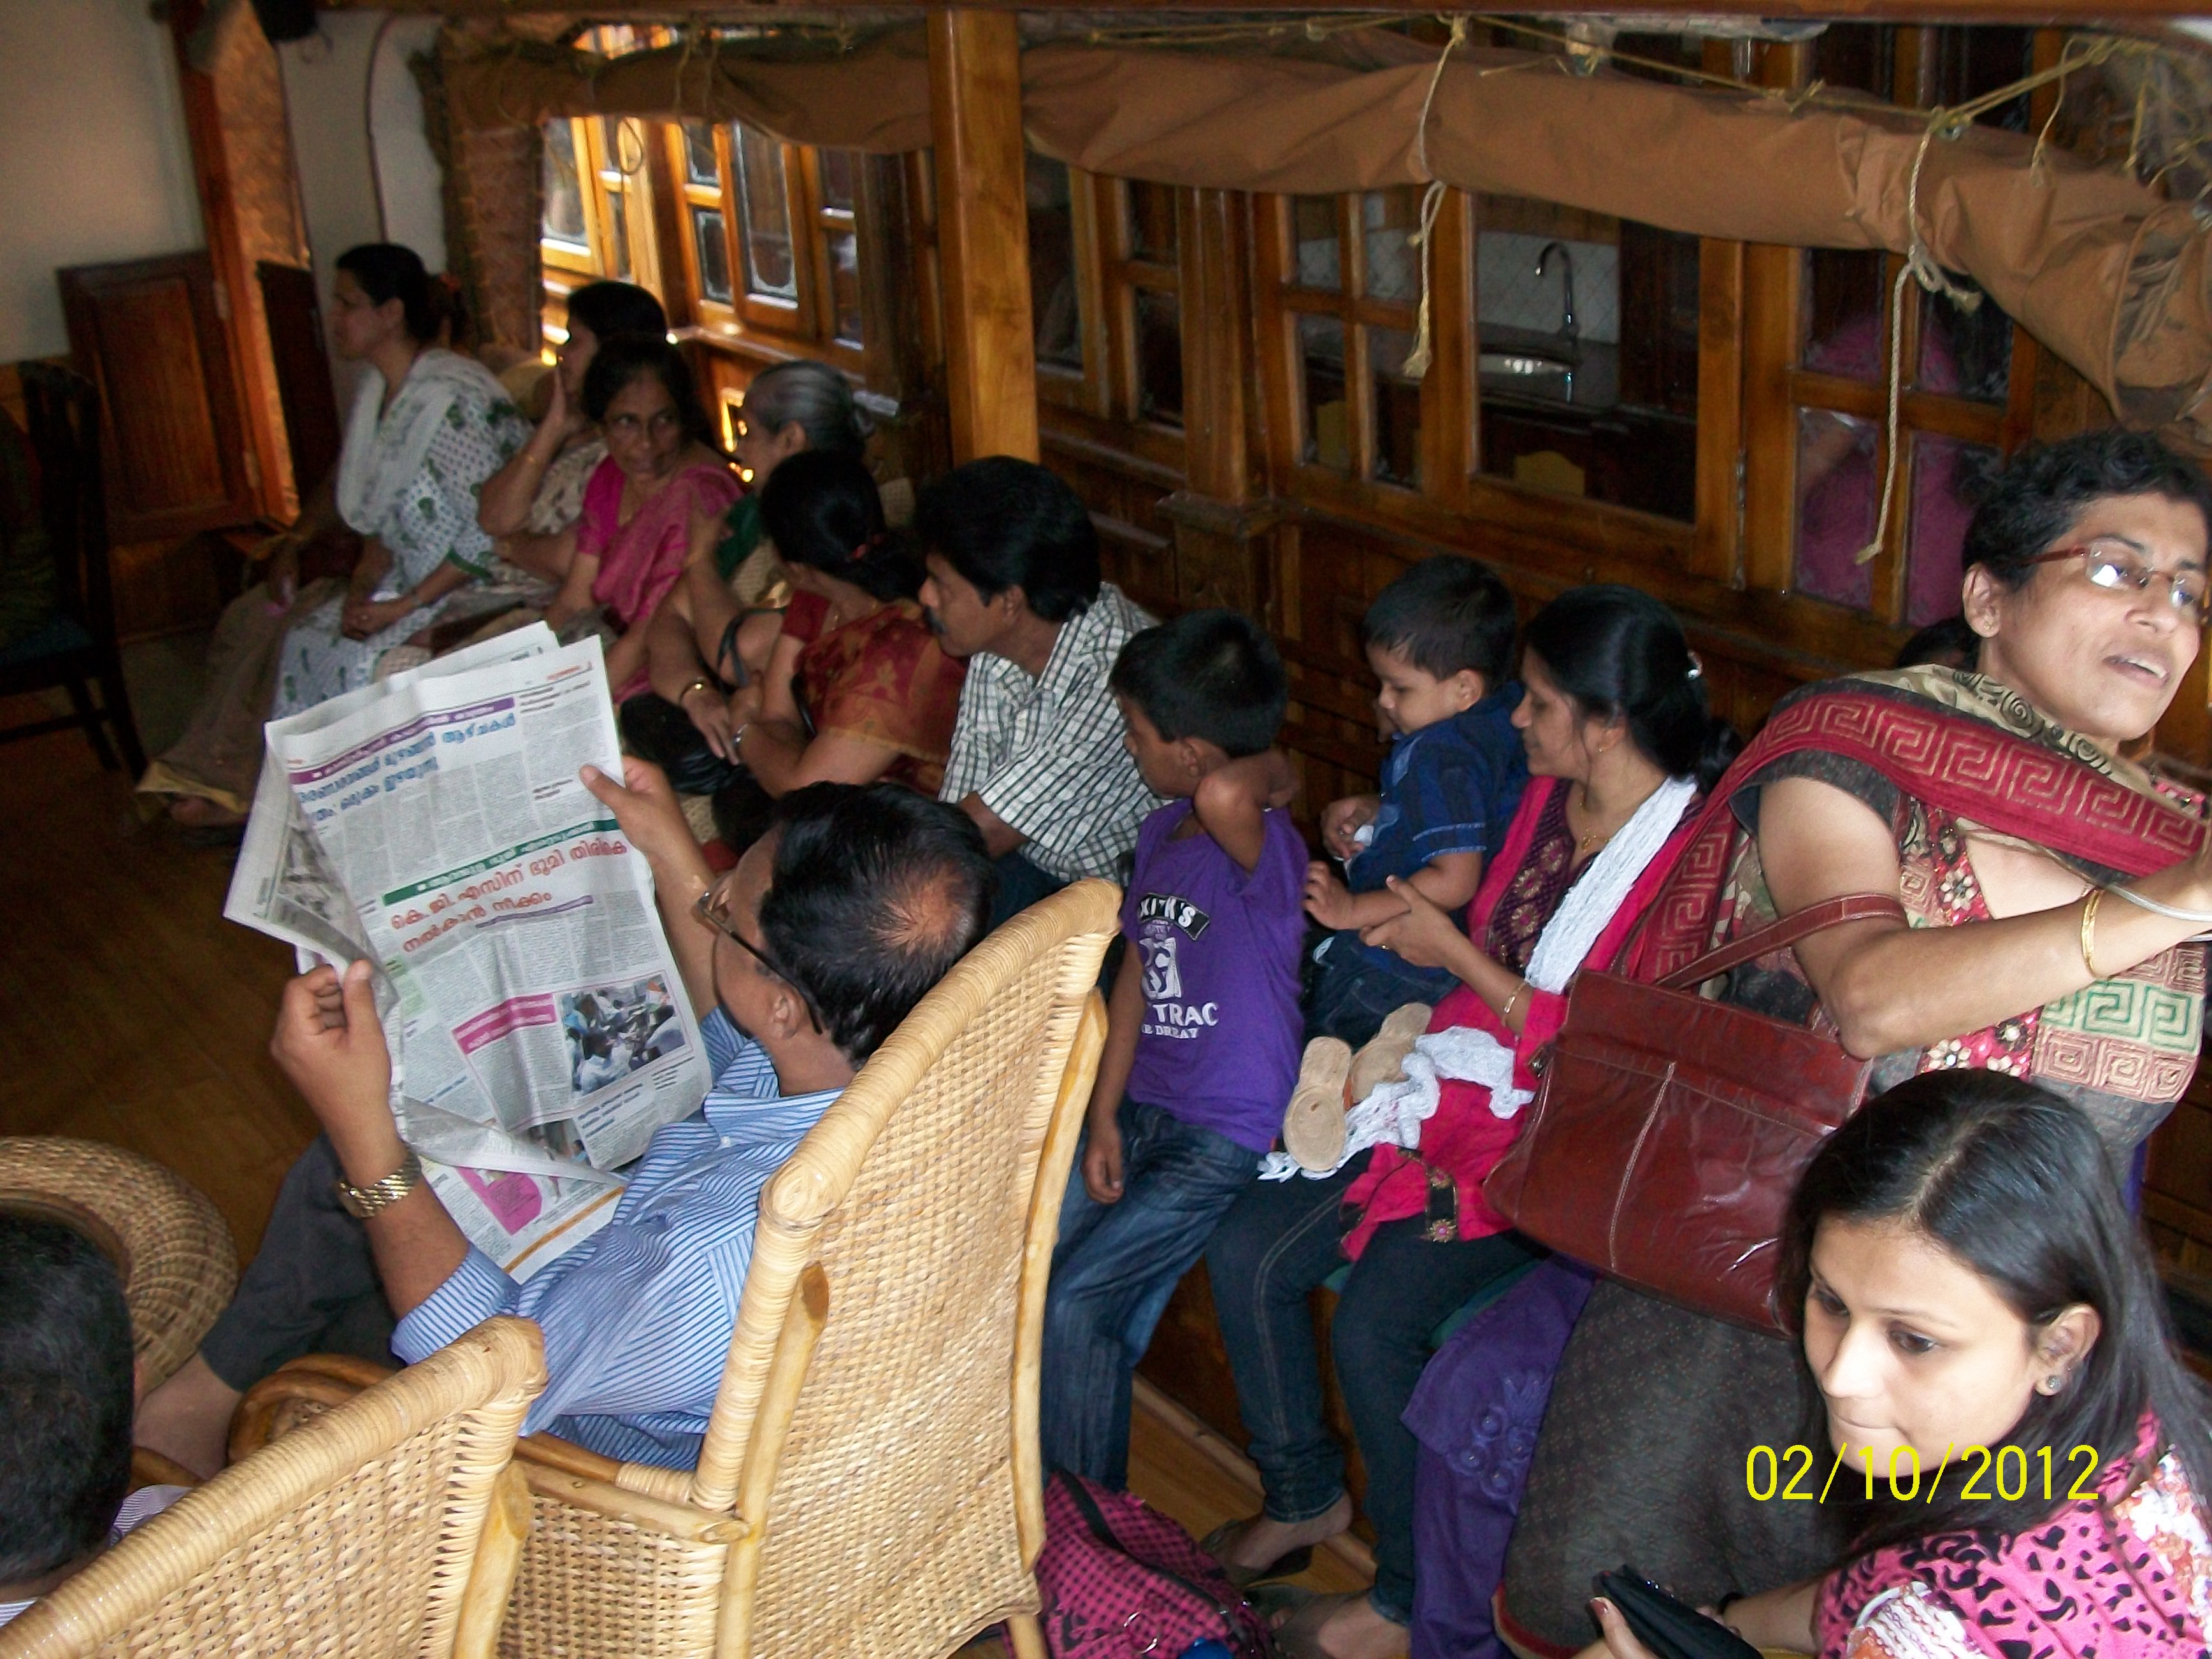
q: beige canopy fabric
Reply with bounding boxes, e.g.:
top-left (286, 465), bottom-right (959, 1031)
top-left (438, 28), bottom-right (2212, 446)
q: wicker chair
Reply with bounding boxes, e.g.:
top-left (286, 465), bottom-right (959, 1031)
top-left (0, 1317), bottom-right (546, 1659)
top-left (236, 877), bottom-right (1118, 1659)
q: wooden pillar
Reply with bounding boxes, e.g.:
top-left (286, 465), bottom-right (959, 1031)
top-left (1158, 187), bottom-right (1281, 618)
top-left (926, 8), bottom-right (1039, 463)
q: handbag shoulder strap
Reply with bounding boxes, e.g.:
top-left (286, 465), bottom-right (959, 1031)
top-left (1655, 893), bottom-right (1907, 992)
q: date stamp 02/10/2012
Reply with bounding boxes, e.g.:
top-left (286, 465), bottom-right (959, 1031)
top-left (1745, 1442), bottom-right (2104, 1504)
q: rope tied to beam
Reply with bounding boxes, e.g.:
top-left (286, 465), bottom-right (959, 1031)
top-left (1852, 39), bottom-right (2125, 570)
top-left (1400, 14), bottom-right (1470, 380)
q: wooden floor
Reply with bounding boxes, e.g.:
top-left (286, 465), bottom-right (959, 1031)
top-left (0, 694), bottom-right (312, 1258)
top-left (2, 679), bottom-right (1378, 1653)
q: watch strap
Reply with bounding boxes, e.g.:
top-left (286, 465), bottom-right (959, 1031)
top-left (333, 1148), bottom-right (426, 1219)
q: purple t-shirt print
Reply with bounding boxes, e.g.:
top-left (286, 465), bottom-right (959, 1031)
top-left (1121, 798), bottom-right (1307, 1154)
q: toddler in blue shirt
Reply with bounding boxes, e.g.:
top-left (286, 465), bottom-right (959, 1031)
top-left (1302, 555), bottom-right (1528, 1045)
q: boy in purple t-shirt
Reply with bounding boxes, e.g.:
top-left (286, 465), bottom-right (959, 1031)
top-left (1040, 610), bottom-right (1305, 1488)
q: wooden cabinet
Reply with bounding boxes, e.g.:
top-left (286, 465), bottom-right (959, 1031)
top-left (58, 253), bottom-right (257, 545)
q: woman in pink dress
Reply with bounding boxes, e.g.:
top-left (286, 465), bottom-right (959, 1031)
top-left (1582, 1070), bottom-right (2211, 1659)
top-left (546, 336), bottom-right (739, 701)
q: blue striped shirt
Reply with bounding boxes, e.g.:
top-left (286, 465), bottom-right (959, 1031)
top-left (392, 1012), bottom-right (840, 1466)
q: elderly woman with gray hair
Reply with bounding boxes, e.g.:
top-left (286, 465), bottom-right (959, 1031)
top-left (628, 359), bottom-right (870, 793)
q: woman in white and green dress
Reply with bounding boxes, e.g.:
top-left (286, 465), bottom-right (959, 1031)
top-left (269, 245), bottom-right (528, 717)
top-left (139, 244), bottom-right (526, 828)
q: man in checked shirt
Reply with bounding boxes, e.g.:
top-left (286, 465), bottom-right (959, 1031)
top-left (917, 458), bottom-right (1160, 928)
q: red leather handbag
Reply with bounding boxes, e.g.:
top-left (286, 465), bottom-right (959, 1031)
top-left (1482, 893), bottom-right (1906, 1331)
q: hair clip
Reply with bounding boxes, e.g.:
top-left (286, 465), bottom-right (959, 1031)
top-left (1686, 651), bottom-right (1704, 681)
top-left (849, 530), bottom-right (889, 561)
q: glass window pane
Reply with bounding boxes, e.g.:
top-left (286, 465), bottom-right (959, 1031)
top-left (820, 150), bottom-right (858, 212)
top-left (693, 208), bottom-right (731, 303)
top-left (1362, 189), bottom-right (1422, 306)
top-left (732, 124), bottom-right (797, 300)
top-left (1918, 279), bottom-right (2013, 404)
top-left (600, 117), bottom-right (641, 178)
top-left (1476, 217), bottom-right (1614, 345)
top-left (1811, 24), bottom-right (1897, 101)
top-left (1126, 182), bottom-right (1177, 263)
top-left (1803, 250), bottom-right (1887, 381)
top-left (682, 123), bottom-right (718, 187)
top-left (826, 230), bottom-right (863, 345)
top-left (1794, 407), bottom-right (1881, 611)
top-left (1135, 288), bottom-right (1182, 427)
top-left (1298, 313), bottom-right (1348, 471)
top-left (1371, 325), bottom-right (1421, 487)
top-left (1291, 198), bottom-right (1340, 292)
top-left (1907, 433), bottom-right (1999, 626)
top-left (542, 122), bottom-right (588, 247)
top-left (1026, 154), bottom-right (1083, 371)
top-left (1473, 202), bottom-right (1691, 521)
top-left (1927, 25), bottom-right (2036, 134)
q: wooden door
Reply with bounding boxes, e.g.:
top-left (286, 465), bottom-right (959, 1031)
top-left (256, 261), bottom-right (342, 495)
top-left (58, 252), bottom-right (257, 543)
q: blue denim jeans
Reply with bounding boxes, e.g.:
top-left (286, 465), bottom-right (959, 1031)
top-left (1040, 1099), bottom-right (1261, 1487)
top-left (1203, 1156), bottom-right (1544, 1625)
top-left (1305, 933), bottom-right (1460, 1046)
top-left (988, 849), bottom-right (1069, 931)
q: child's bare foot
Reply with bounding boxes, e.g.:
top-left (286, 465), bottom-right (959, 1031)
top-left (1202, 1491), bottom-right (1354, 1582)
top-left (1272, 1590), bottom-right (1407, 1659)
top-left (168, 796), bottom-right (245, 831)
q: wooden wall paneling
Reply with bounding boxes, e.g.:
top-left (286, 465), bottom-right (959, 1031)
top-left (1250, 196), bottom-right (1304, 489)
top-left (1158, 185), bottom-right (1275, 618)
top-left (59, 255), bottom-right (256, 547)
top-left (255, 262), bottom-right (343, 498)
top-left (1177, 189), bottom-right (1247, 504)
top-left (642, 118), bottom-right (694, 330)
top-left (168, 0), bottom-right (300, 524)
top-left (1691, 238), bottom-right (1746, 584)
top-left (926, 8), bottom-right (1038, 463)
top-left (1419, 191), bottom-right (1477, 515)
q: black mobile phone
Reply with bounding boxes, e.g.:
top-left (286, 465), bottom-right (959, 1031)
top-left (1591, 1568), bottom-right (1763, 1659)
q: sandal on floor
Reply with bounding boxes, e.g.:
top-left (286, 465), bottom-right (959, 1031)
top-left (1281, 1038), bottom-right (1352, 1172)
top-left (1197, 1518), bottom-right (1313, 1590)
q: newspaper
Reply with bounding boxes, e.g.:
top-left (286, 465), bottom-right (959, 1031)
top-left (226, 626), bottom-right (708, 1279)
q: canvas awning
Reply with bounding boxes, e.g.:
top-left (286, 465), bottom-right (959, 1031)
top-left (438, 27), bottom-right (2212, 446)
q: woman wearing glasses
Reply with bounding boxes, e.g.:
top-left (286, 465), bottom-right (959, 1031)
top-left (1488, 428), bottom-right (2212, 1654)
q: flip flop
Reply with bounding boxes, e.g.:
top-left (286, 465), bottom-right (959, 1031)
top-left (1345, 1002), bottom-right (1432, 1103)
top-left (1282, 1038), bottom-right (1352, 1172)
top-left (1197, 1518), bottom-right (1314, 1590)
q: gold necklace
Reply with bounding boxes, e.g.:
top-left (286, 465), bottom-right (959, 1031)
top-left (1571, 784), bottom-right (1612, 855)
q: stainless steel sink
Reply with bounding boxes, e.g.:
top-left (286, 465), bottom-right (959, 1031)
top-left (1478, 350), bottom-right (1574, 379)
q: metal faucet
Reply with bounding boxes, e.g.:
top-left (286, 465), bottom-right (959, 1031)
top-left (1535, 240), bottom-right (1578, 358)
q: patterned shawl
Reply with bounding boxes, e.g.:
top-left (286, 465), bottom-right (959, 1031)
top-left (1628, 667), bottom-right (2208, 1113)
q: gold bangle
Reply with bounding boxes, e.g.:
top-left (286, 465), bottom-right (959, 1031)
top-left (1501, 980), bottom-right (1528, 1023)
top-left (678, 676), bottom-right (714, 703)
top-left (2080, 888), bottom-right (2106, 981)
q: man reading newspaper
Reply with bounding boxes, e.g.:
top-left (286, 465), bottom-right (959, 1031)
top-left (137, 765), bottom-right (993, 1473)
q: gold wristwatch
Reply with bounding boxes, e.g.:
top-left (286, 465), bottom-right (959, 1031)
top-left (333, 1148), bottom-right (426, 1219)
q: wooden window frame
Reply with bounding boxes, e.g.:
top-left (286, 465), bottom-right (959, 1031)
top-left (662, 121), bottom-right (875, 376)
top-left (1742, 29), bottom-right (2051, 628)
top-left (1253, 186), bottom-right (1717, 573)
top-left (540, 115), bottom-right (662, 336)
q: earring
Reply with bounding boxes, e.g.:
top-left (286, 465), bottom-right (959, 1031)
top-left (2037, 1372), bottom-right (2065, 1395)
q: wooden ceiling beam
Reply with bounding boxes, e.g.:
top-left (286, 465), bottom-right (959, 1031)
top-left (319, 0), bottom-right (2212, 20)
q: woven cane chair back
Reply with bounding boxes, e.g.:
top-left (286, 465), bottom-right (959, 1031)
top-left (494, 877), bottom-right (1117, 1659)
top-left (0, 1318), bottom-right (544, 1659)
